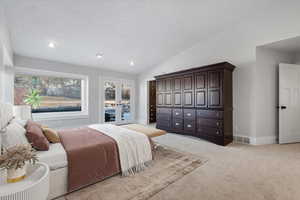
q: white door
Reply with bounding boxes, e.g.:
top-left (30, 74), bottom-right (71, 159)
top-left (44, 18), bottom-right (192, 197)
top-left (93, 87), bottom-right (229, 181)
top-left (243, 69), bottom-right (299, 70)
top-left (103, 78), bottom-right (134, 124)
top-left (279, 63), bottom-right (300, 144)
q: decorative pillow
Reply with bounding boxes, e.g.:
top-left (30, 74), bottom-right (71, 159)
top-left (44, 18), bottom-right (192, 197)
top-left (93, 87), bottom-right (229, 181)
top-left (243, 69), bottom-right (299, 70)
top-left (42, 128), bottom-right (60, 143)
top-left (25, 120), bottom-right (49, 151)
top-left (2, 121), bottom-right (29, 149)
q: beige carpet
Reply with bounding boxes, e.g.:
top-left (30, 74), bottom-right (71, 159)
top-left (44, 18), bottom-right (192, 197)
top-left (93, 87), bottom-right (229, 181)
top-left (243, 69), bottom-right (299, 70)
top-left (56, 132), bottom-right (300, 200)
top-left (62, 145), bottom-right (206, 200)
top-left (150, 133), bottom-right (300, 200)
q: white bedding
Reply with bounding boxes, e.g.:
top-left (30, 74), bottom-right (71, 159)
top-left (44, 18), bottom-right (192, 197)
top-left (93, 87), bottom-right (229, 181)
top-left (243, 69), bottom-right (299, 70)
top-left (37, 143), bottom-right (68, 170)
top-left (89, 124), bottom-right (153, 176)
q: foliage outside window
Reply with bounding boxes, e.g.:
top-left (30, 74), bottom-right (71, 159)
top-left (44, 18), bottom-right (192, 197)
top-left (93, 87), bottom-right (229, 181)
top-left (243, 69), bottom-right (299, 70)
top-left (14, 73), bottom-right (83, 113)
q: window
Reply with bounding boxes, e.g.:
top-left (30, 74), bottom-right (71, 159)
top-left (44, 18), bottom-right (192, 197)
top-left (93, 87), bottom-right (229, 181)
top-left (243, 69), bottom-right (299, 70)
top-left (14, 68), bottom-right (88, 117)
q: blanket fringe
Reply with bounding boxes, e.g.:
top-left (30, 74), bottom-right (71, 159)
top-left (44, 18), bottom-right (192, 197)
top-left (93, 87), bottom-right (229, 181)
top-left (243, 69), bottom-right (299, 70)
top-left (122, 160), bottom-right (153, 176)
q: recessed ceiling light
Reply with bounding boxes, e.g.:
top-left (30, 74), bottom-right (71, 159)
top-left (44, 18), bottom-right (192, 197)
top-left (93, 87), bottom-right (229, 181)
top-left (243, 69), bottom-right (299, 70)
top-left (96, 53), bottom-right (103, 59)
top-left (48, 42), bottom-right (56, 48)
top-left (130, 61), bottom-right (135, 66)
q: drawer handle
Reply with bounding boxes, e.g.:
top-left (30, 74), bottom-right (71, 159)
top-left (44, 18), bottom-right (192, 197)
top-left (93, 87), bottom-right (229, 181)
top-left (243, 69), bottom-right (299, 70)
top-left (216, 122), bottom-right (220, 126)
top-left (175, 123), bottom-right (180, 126)
top-left (175, 112), bottom-right (179, 115)
top-left (216, 131), bottom-right (220, 135)
top-left (187, 113), bottom-right (192, 116)
top-left (187, 124), bottom-right (192, 128)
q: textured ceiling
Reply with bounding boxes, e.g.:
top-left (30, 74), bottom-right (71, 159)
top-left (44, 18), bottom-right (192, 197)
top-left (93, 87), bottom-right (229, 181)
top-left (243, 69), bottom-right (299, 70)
top-left (3, 0), bottom-right (274, 74)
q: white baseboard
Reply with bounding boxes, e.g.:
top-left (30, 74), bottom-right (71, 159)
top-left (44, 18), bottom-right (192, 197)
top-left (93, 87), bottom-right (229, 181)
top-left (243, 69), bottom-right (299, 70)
top-left (250, 136), bottom-right (277, 145)
top-left (234, 135), bottom-right (277, 145)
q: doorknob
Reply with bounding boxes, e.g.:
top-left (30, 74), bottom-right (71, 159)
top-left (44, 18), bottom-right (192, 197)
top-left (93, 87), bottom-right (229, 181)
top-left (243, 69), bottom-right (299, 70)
top-left (280, 106), bottom-right (287, 110)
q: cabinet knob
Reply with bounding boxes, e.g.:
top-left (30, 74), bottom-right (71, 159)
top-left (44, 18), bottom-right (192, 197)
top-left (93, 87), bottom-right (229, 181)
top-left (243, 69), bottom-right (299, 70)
top-left (187, 124), bottom-right (192, 128)
top-left (175, 112), bottom-right (179, 115)
top-left (216, 122), bottom-right (220, 126)
top-left (175, 123), bottom-right (180, 126)
top-left (216, 131), bottom-right (220, 135)
top-left (187, 113), bottom-right (192, 116)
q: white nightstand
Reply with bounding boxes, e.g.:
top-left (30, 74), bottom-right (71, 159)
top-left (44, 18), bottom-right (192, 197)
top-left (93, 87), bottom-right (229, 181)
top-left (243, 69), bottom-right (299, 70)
top-left (0, 162), bottom-right (50, 200)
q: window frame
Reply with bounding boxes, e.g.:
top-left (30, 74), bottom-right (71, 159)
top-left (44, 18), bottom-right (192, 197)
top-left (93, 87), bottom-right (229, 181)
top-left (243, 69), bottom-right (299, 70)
top-left (14, 67), bottom-right (89, 121)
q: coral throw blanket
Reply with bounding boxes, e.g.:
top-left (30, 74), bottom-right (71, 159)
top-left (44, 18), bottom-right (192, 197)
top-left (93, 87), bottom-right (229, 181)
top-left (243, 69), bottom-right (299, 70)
top-left (59, 127), bottom-right (120, 192)
top-left (59, 124), bottom-right (153, 192)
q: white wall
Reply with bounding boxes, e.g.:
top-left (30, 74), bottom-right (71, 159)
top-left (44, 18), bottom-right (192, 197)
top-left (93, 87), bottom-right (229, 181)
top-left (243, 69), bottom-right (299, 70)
top-left (0, 5), bottom-right (13, 102)
top-left (0, 6), bottom-right (13, 64)
top-left (14, 55), bottom-right (138, 128)
top-left (137, 1), bottom-right (300, 143)
top-left (254, 47), bottom-right (295, 144)
top-left (294, 53), bottom-right (300, 64)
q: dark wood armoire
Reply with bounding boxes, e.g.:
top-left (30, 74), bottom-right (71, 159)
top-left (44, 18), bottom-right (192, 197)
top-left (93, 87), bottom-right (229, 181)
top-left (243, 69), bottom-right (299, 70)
top-left (155, 62), bottom-right (235, 146)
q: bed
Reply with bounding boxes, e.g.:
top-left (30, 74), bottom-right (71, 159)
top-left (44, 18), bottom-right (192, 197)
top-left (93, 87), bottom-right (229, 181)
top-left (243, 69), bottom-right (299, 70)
top-left (36, 143), bottom-right (68, 199)
top-left (0, 102), bottom-right (166, 200)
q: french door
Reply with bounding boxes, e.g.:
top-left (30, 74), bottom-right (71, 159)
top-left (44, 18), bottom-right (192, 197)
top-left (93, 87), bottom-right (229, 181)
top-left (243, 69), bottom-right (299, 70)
top-left (103, 78), bottom-right (135, 124)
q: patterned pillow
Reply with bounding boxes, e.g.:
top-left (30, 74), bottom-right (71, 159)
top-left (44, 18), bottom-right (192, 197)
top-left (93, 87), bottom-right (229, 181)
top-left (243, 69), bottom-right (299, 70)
top-left (2, 121), bottom-right (29, 149)
top-left (25, 120), bottom-right (49, 151)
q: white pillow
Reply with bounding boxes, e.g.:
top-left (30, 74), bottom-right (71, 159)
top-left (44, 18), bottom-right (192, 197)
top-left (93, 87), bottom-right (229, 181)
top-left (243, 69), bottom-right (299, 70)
top-left (2, 121), bottom-right (29, 149)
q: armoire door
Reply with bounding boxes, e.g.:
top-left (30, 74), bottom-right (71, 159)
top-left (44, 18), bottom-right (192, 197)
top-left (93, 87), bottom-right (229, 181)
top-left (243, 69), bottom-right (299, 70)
top-left (157, 79), bottom-right (165, 106)
top-left (208, 71), bottom-right (223, 108)
top-left (173, 77), bottom-right (182, 107)
top-left (157, 79), bottom-right (165, 92)
top-left (195, 72), bottom-right (207, 108)
top-left (164, 78), bottom-right (172, 106)
top-left (182, 74), bottom-right (194, 107)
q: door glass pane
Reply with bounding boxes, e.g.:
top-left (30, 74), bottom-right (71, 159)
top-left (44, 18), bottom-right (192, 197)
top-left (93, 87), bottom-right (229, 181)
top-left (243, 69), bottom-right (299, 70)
top-left (104, 81), bottom-right (116, 122)
top-left (121, 84), bottom-right (131, 121)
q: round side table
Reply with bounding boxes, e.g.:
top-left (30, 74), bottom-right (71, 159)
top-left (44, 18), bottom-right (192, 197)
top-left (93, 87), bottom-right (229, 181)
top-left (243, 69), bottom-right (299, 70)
top-left (0, 162), bottom-right (50, 200)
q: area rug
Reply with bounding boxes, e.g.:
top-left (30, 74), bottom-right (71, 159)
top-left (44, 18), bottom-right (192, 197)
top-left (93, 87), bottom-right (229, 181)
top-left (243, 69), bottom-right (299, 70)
top-left (63, 145), bottom-right (207, 200)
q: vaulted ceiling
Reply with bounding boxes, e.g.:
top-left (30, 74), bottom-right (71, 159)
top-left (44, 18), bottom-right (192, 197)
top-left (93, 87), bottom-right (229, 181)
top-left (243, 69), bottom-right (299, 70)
top-left (3, 0), bottom-right (275, 74)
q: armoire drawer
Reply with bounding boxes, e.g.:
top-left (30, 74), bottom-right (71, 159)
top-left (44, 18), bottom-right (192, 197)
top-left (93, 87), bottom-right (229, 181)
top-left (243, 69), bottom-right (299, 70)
top-left (157, 108), bottom-right (172, 121)
top-left (197, 118), bottom-right (223, 128)
top-left (157, 108), bottom-right (172, 114)
top-left (197, 110), bottom-right (223, 119)
top-left (173, 109), bottom-right (183, 119)
top-left (197, 126), bottom-right (223, 137)
top-left (157, 113), bottom-right (171, 121)
top-left (184, 120), bottom-right (195, 132)
top-left (157, 120), bottom-right (172, 130)
top-left (184, 109), bottom-right (195, 120)
top-left (172, 118), bottom-right (183, 130)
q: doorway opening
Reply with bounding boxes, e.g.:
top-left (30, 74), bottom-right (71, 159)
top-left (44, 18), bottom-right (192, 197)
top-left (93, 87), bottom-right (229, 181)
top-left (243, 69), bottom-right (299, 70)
top-left (148, 80), bottom-right (156, 124)
top-left (257, 36), bottom-right (300, 144)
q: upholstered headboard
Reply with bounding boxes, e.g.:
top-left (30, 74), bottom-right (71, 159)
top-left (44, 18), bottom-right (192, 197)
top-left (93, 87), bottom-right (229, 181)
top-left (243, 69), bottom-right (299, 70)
top-left (0, 102), bottom-right (14, 131)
